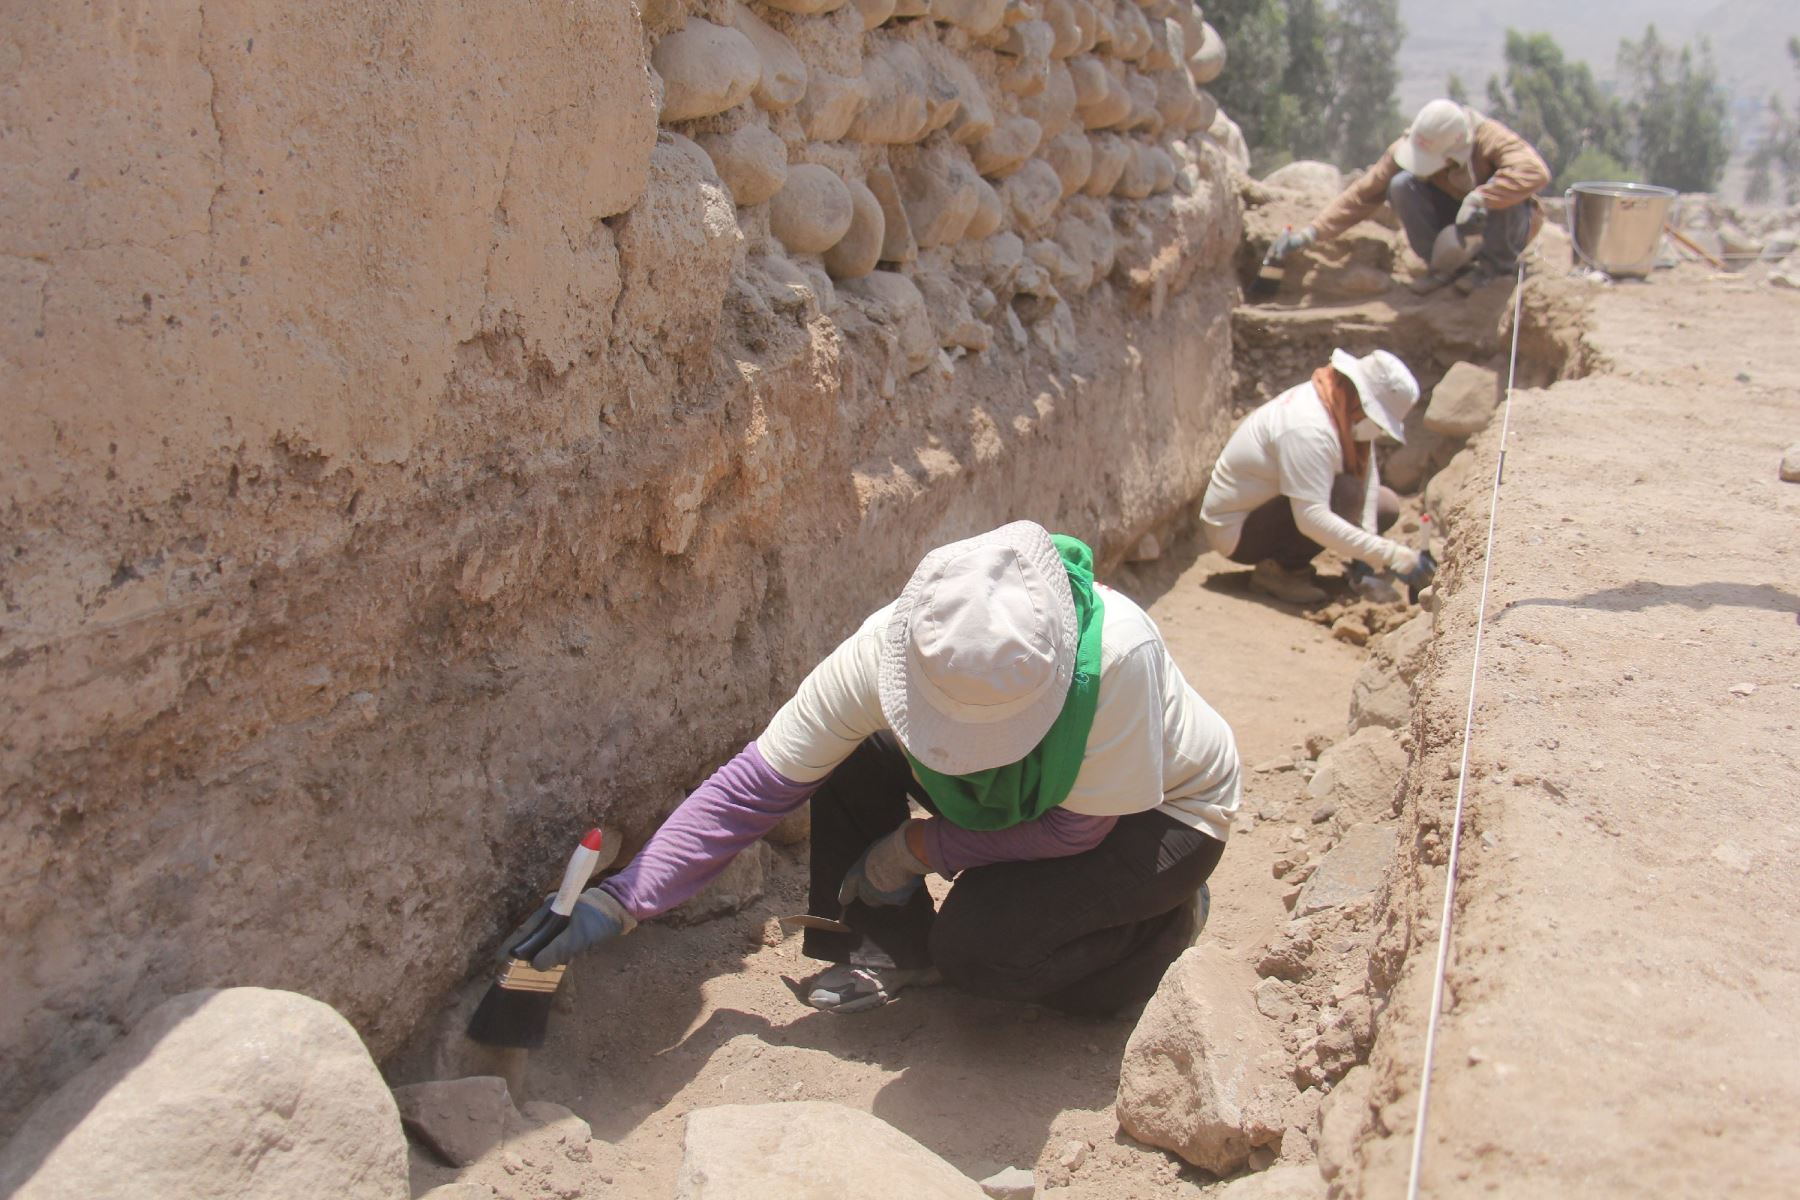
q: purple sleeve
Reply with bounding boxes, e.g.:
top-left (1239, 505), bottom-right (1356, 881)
top-left (918, 806), bottom-right (1118, 876)
top-left (598, 741), bottom-right (819, 920)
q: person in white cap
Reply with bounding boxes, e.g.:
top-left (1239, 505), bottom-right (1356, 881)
top-left (1199, 348), bottom-right (1435, 604)
top-left (511, 521), bottom-right (1240, 1015)
top-left (1267, 98), bottom-right (1550, 294)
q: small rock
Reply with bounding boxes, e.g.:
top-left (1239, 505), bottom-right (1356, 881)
top-left (697, 124), bottom-right (788, 206)
top-left (822, 179), bottom-right (886, 279)
top-left (729, 3), bottom-right (808, 112)
top-left (1424, 361), bottom-right (1502, 437)
top-left (653, 21), bottom-right (761, 122)
top-left (1216, 1165), bottom-right (1327, 1198)
top-left (1728, 682), bottom-right (1757, 697)
top-left (394, 1076), bottom-right (517, 1168)
top-left (1129, 532), bottom-right (1162, 562)
top-left (980, 1165), bottom-right (1038, 1199)
top-left (768, 164), bottom-right (855, 254)
top-left (1330, 614), bottom-right (1370, 646)
top-left (1295, 824), bottom-right (1396, 916)
top-left (1253, 977), bottom-right (1296, 1023)
top-left (1781, 444), bottom-right (1800, 483)
top-left (1310, 803), bottom-right (1337, 824)
top-left (1056, 1139), bottom-right (1089, 1170)
top-left (1246, 1146), bottom-right (1278, 1171)
top-left (1187, 21), bottom-right (1225, 83)
top-left (1117, 946), bottom-right (1295, 1173)
top-left (1261, 160), bottom-right (1343, 197)
top-left (1252, 756), bottom-right (1295, 774)
top-left (677, 1102), bottom-right (985, 1197)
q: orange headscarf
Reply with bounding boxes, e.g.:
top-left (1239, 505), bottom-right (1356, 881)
top-left (1312, 366), bottom-right (1369, 478)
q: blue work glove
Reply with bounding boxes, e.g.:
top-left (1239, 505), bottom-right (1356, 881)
top-left (838, 825), bottom-right (930, 908)
top-left (1267, 225), bottom-right (1317, 263)
top-left (1395, 547), bottom-right (1438, 591)
top-left (506, 887), bottom-right (636, 970)
top-left (1455, 192), bottom-right (1489, 235)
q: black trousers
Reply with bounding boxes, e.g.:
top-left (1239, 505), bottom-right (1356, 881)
top-left (803, 734), bottom-right (1225, 1016)
top-left (1226, 475), bottom-right (1401, 570)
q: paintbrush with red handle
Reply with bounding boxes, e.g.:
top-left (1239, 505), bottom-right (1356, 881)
top-left (466, 828), bottom-right (605, 1049)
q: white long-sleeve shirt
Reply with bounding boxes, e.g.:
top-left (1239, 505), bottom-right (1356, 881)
top-left (757, 587), bottom-right (1241, 844)
top-left (1198, 382), bottom-right (1399, 567)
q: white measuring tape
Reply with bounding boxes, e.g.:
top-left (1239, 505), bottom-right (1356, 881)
top-left (1404, 260), bottom-right (1528, 1199)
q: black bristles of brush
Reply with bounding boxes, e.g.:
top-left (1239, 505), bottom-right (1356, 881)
top-left (465, 910), bottom-right (569, 1050)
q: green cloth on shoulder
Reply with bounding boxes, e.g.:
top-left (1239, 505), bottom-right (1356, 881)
top-left (904, 534), bottom-right (1105, 831)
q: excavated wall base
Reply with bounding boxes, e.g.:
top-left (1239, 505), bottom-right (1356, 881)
top-left (0, 2), bottom-right (1243, 1132)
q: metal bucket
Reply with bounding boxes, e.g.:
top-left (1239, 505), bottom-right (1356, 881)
top-left (1565, 182), bottom-right (1676, 278)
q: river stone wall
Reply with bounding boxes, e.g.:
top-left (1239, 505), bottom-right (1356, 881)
top-left (0, 0), bottom-right (1241, 1130)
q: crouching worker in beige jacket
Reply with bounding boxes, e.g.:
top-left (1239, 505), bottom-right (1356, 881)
top-left (1267, 99), bottom-right (1551, 295)
top-left (1200, 348), bottom-right (1435, 605)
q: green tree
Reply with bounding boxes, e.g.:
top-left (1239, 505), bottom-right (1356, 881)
top-left (1327, 0), bottom-right (1406, 167)
top-left (1745, 37), bottom-right (1800, 205)
top-left (1276, 0), bottom-right (1336, 162)
top-left (1617, 25), bottom-right (1731, 192)
top-left (1204, 0), bottom-right (1292, 170)
top-left (1482, 30), bottom-right (1632, 191)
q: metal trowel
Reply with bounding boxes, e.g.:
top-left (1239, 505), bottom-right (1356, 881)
top-left (777, 908), bottom-right (852, 934)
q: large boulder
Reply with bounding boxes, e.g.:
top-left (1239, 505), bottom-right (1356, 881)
top-left (0, 988), bottom-right (407, 1200)
top-left (676, 1101), bottom-right (986, 1198)
top-left (1116, 945), bottom-right (1296, 1174)
top-left (1423, 361), bottom-right (1501, 437)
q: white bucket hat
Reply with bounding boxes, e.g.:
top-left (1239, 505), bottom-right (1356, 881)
top-left (1330, 348), bottom-right (1419, 444)
top-left (879, 520), bottom-right (1077, 776)
top-left (1395, 99), bottom-right (1475, 177)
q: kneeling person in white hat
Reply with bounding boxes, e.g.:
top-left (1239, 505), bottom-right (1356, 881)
top-left (1267, 98), bottom-right (1550, 294)
top-left (509, 521), bottom-right (1239, 1015)
top-left (1200, 348), bottom-right (1434, 604)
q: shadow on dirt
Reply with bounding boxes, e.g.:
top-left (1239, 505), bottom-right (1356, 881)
top-left (1500, 581), bottom-right (1800, 623)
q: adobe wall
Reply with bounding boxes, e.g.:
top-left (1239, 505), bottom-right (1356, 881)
top-left (0, 0), bottom-right (1242, 1128)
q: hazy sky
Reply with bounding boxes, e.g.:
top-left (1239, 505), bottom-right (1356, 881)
top-left (1395, 0), bottom-right (1795, 117)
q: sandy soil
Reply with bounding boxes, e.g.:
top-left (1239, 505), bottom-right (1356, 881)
top-left (1353, 265), bottom-right (1800, 1195)
top-left (404, 534), bottom-right (1374, 1199)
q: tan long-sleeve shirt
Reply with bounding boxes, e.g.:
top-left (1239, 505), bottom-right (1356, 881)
top-left (1311, 107), bottom-right (1550, 243)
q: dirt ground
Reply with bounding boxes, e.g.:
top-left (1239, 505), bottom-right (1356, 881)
top-left (401, 261), bottom-right (1799, 1199)
top-left (1352, 265), bottom-right (1800, 1196)
top-left (401, 532), bottom-right (1375, 1199)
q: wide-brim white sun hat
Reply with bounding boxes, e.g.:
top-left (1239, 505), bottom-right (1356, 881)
top-left (1394, 99), bottom-right (1475, 178)
top-left (1330, 348), bottom-right (1420, 444)
top-left (879, 520), bottom-right (1077, 776)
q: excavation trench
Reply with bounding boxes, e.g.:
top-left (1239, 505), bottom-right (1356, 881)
top-left (381, 246), bottom-right (1591, 1198)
